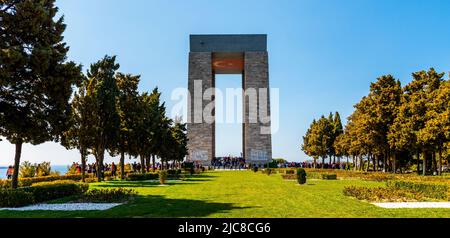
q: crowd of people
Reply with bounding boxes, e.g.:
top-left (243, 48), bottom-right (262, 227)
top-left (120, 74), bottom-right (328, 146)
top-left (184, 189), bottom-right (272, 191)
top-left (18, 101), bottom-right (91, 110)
top-left (211, 156), bottom-right (246, 170)
top-left (279, 161), bottom-right (351, 170)
top-left (70, 162), bottom-right (118, 176)
top-left (5, 158), bottom-right (352, 180)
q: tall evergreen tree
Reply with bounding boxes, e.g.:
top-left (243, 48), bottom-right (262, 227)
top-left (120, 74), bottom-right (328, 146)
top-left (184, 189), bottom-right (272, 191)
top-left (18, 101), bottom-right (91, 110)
top-left (61, 76), bottom-right (93, 182)
top-left (389, 68), bottom-right (444, 175)
top-left (86, 55), bottom-right (120, 181)
top-left (115, 73), bottom-right (140, 179)
top-left (0, 0), bottom-right (82, 188)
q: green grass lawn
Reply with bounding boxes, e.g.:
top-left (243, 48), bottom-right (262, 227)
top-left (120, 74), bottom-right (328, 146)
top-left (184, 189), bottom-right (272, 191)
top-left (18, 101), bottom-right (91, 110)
top-left (0, 170), bottom-right (449, 218)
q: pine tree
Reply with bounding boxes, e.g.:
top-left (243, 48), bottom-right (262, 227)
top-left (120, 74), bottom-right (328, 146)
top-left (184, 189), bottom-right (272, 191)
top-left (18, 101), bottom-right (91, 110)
top-left (115, 73), bottom-right (140, 179)
top-left (0, 0), bottom-right (82, 188)
top-left (86, 55), bottom-right (121, 181)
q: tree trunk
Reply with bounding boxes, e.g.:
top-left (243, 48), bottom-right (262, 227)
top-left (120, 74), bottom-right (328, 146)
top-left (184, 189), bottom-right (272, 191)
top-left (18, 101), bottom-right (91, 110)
top-left (438, 148), bottom-right (442, 176)
top-left (432, 152), bottom-right (437, 175)
top-left (96, 146), bottom-right (105, 182)
top-left (120, 151), bottom-right (125, 179)
top-left (140, 154), bottom-right (146, 173)
top-left (392, 153), bottom-right (396, 174)
top-left (152, 154), bottom-right (156, 172)
top-left (382, 151), bottom-right (386, 173)
top-left (11, 139), bottom-right (23, 189)
top-left (145, 155), bottom-right (151, 172)
top-left (372, 155), bottom-right (376, 171)
top-left (81, 147), bottom-right (86, 183)
top-left (416, 151), bottom-right (420, 175)
top-left (352, 156), bottom-right (356, 171)
top-left (422, 152), bottom-right (426, 176)
top-left (321, 157), bottom-right (325, 169)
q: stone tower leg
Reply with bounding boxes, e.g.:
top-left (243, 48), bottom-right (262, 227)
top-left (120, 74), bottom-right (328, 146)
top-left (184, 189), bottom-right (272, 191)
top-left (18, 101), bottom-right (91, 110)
top-left (244, 52), bottom-right (272, 165)
top-left (187, 52), bottom-right (214, 165)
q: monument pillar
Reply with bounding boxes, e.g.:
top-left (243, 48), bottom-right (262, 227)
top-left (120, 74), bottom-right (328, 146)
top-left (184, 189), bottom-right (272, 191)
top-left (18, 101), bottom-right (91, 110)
top-left (187, 34), bottom-right (272, 166)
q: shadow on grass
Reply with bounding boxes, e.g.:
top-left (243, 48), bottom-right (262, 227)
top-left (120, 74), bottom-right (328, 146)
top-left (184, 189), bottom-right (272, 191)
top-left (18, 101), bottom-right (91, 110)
top-left (117, 195), bottom-right (253, 218)
top-left (0, 195), bottom-right (254, 218)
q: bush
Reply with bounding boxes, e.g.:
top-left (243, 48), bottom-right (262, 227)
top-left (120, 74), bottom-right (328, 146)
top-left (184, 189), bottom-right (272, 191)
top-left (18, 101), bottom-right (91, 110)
top-left (253, 167), bottom-right (258, 173)
top-left (78, 188), bottom-right (137, 203)
top-left (159, 170), bottom-right (168, 185)
top-left (321, 173), bottom-right (337, 180)
top-left (31, 180), bottom-right (80, 187)
top-left (19, 174), bottom-right (83, 187)
top-left (343, 186), bottom-right (426, 202)
top-left (167, 169), bottom-right (181, 176)
top-left (83, 177), bottom-right (100, 183)
top-left (285, 170), bottom-right (295, 174)
top-left (297, 168), bottom-right (307, 185)
top-left (306, 171), bottom-right (322, 179)
top-left (0, 189), bottom-right (35, 208)
top-left (20, 183), bottom-right (89, 203)
top-left (386, 180), bottom-right (449, 200)
top-left (0, 174), bottom-right (83, 189)
top-left (281, 174), bottom-right (297, 180)
top-left (264, 168), bottom-right (274, 175)
top-left (126, 173), bottom-right (158, 181)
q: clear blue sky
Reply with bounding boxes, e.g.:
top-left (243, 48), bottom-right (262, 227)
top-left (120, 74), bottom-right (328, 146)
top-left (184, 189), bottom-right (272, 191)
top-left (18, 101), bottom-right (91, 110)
top-left (2, 0), bottom-right (450, 165)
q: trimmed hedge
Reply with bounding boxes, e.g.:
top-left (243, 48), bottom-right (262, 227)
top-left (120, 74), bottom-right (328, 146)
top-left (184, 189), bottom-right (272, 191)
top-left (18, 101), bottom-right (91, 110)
top-left (285, 170), bottom-right (295, 175)
top-left (126, 173), bottom-right (159, 181)
top-left (343, 186), bottom-right (425, 202)
top-left (0, 181), bottom-right (88, 207)
top-left (0, 174), bottom-right (83, 189)
top-left (386, 180), bottom-right (449, 200)
top-left (281, 174), bottom-right (297, 180)
top-left (0, 189), bottom-right (35, 208)
top-left (78, 188), bottom-right (137, 203)
top-left (20, 182), bottom-right (89, 203)
top-left (321, 173), bottom-right (337, 180)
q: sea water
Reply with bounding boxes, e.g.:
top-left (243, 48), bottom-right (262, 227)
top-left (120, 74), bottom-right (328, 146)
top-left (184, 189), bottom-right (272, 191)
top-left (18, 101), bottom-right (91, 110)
top-left (0, 165), bottom-right (69, 179)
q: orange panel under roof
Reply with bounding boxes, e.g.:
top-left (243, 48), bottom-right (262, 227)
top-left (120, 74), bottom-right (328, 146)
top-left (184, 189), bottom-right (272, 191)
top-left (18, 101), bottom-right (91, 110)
top-left (212, 52), bottom-right (244, 74)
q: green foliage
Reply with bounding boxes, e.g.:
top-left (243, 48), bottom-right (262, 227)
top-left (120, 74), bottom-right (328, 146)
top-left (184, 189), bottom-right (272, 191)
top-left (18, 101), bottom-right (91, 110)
top-left (0, 190), bottom-right (35, 208)
top-left (0, 174), bottom-right (84, 189)
top-left (321, 173), bottom-right (337, 180)
top-left (167, 169), bottom-right (182, 176)
top-left (0, 0), bottom-right (83, 188)
top-left (285, 170), bottom-right (295, 174)
top-left (263, 168), bottom-right (274, 175)
top-left (126, 173), bottom-right (159, 181)
top-left (297, 168), bottom-right (307, 184)
top-left (78, 188), bottom-right (137, 203)
top-left (386, 180), bottom-right (449, 200)
top-left (343, 186), bottom-right (426, 202)
top-left (19, 161), bottom-right (36, 178)
top-left (20, 183), bottom-right (89, 203)
top-left (159, 170), bottom-right (168, 184)
top-left (19, 161), bottom-right (52, 178)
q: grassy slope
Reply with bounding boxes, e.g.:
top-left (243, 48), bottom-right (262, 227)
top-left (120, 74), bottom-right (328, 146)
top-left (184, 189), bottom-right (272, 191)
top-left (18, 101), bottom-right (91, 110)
top-left (0, 171), bottom-right (449, 218)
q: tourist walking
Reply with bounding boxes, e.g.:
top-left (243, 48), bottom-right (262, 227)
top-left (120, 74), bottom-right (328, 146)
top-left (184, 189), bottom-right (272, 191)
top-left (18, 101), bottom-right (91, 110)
top-left (6, 166), bottom-right (13, 179)
top-left (111, 162), bottom-right (117, 176)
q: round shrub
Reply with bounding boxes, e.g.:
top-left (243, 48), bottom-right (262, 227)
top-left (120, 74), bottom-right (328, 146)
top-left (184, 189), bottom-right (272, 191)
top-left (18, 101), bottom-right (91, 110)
top-left (297, 168), bottom-right (307, 185)
top-left (159, 170), bottom-right (168, 185)
top-left (253, 167), bottom-right (258, 173)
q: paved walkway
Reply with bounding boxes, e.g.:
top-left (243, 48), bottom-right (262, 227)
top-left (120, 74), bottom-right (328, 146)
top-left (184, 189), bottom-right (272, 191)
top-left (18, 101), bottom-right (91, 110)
top-left (0, 203), bottom-right (123, 211)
